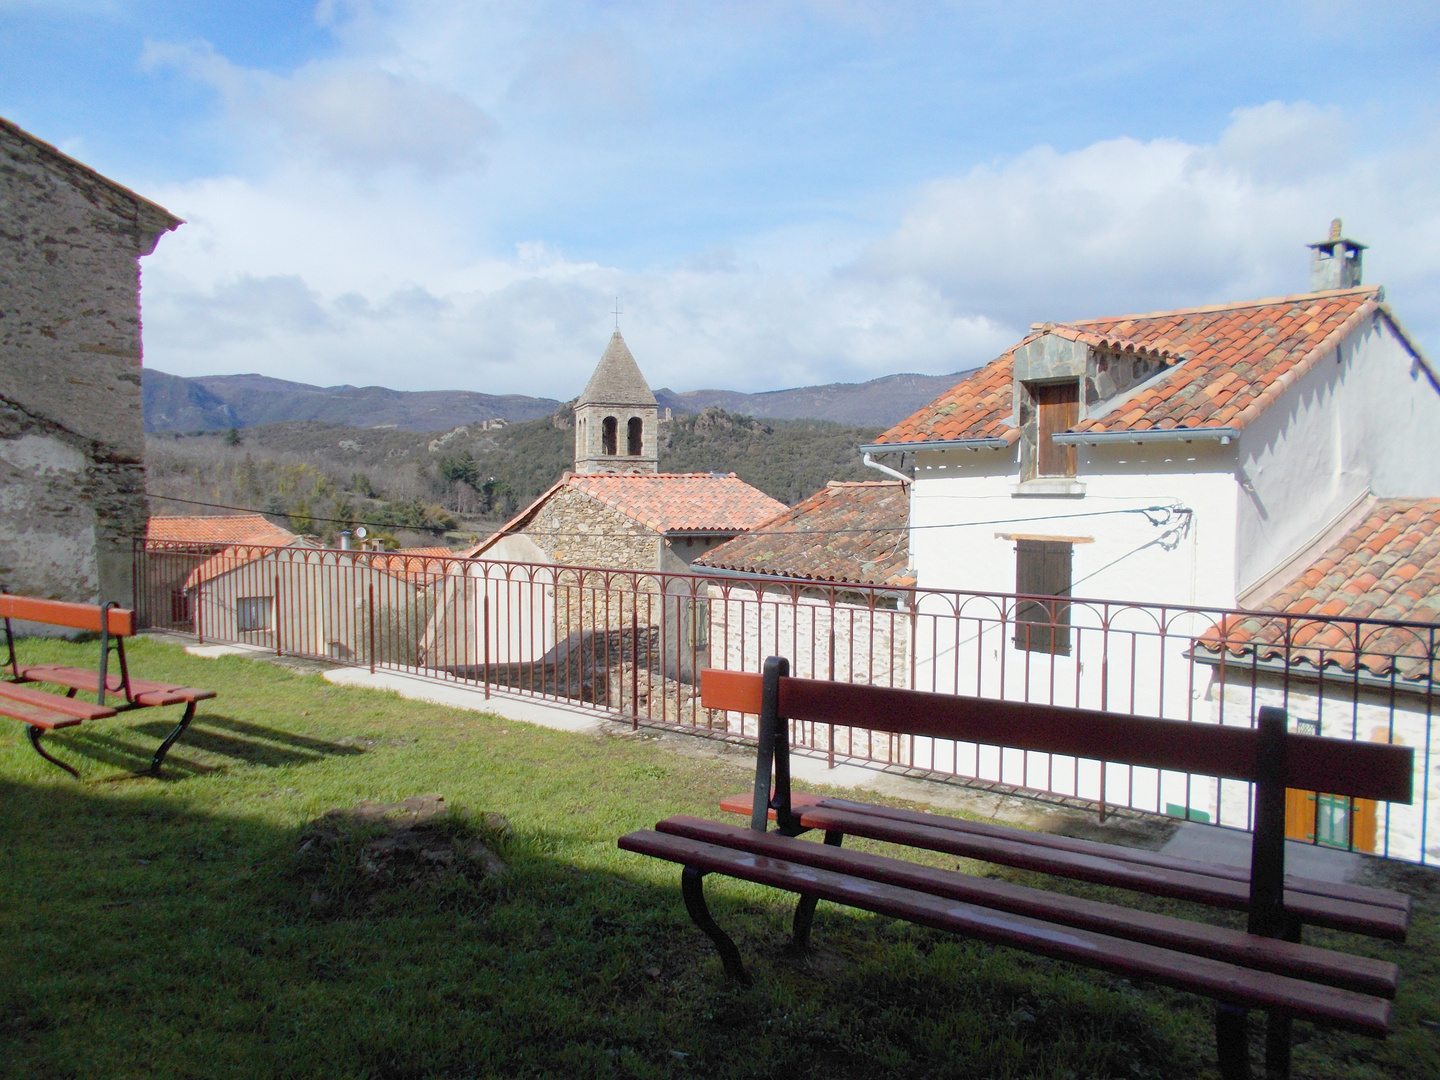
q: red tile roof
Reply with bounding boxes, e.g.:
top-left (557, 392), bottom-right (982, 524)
top-left (1196, 499), bottom-right (1440, 681)
top-left (566, 473), bottom-right (786, 533)
top-left (876, 287), bottom-right (1403, 446)
top-left (361, 547), bottom-right (455, 581)
top-left (186, 541), bottom-right (448, 590)
top-left (147, 514), bottom-right (296, 547)
top-left (184, 537), bottom-right (314, 589)
top-left (469, 473), bottom-right (787, 556)
top-left (695, 481), bottom-right (912, 587)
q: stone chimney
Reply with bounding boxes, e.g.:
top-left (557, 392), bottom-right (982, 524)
top-left (1307, 218), bottom-right (1366, 291)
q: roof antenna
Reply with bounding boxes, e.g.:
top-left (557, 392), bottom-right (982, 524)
top-left (612, 297), bottom-right (622, 330)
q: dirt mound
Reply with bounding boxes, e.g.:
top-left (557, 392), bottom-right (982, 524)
top-left (294, 795), bottom-right (510, 916)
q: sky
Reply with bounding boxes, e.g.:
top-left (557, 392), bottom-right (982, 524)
top-left (3, 1), bottom-right (1440, 401)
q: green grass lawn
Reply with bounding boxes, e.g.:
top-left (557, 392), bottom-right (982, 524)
top-left (2, 637), bottom-right (1437, 1079)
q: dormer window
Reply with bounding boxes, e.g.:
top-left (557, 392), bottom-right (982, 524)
top-left (602, 416), bottom-right (618, 456)
top-left (1022, 381), bottom-right (1078, 480)
top-left (627, 417), bottom-right (643, 456)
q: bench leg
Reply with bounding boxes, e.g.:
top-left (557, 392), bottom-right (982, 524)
top-left (681, 866), bottom-right (751, 985)
top-left (791, 830), bottom-right (844, 952)
top-left (26, 726), bottom-right (80, 780)
top-left (1215, 1004), bottom-right (1252, 1080)
top-left (1262, 914), bottom-right (1301, 1079)
top-left (148, 701), bottom-right (196, 776)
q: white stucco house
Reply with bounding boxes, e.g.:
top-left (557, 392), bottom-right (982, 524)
top-left (861, 225), bottom-right (1440, 854)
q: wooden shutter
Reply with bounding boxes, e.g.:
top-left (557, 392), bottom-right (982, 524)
top-left (1014, 540), bottom-right (1072, 655)
top-left (1036, 382), bottom-right (1079, 477)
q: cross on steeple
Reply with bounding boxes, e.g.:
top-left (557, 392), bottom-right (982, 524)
top-left (612, 297), bottom-right (622, 329)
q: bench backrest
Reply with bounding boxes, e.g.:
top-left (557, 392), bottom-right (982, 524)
top-left (0, 595), bottom-right (136, 637)
top-left (701, 668), bottom-right (1414, 805)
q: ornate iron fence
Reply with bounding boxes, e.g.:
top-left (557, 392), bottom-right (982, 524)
top-left (134, 539), bottom-right (1439, 864)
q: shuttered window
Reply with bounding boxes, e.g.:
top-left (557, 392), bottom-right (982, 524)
top-left (1035, 381), bottom-right (1079, 477)
top-left (237, 596), bottom-right (273, 633)
top-left (1014, 540), bottom-right (1072, 655)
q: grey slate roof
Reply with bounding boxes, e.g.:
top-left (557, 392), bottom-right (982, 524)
top-left (578, 331), bottom-right (657, 406)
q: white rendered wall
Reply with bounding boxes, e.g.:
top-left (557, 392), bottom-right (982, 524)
top-left (1236, 315), bottom-right (1440, 594)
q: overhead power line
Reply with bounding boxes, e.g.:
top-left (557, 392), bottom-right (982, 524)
top-left (147, 492), bottom-right (1189, 541)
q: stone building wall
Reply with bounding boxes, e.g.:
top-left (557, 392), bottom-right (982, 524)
top-left (0, 118), bottom-right (178, 604)
top-left (520, 485), bottom-right (660, 571)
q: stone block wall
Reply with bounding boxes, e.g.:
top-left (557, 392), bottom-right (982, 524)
top-left (0, 118), bottom-right (178, 604)
top-left (520, 485), bottom-right (660, 571)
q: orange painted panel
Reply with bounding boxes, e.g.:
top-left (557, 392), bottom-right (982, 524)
top-left (0, 595), bottom-right (134, 635)
top-left (700, 668), bottom-right (764, 714)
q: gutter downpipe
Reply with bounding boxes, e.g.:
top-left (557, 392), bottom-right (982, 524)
top-left (862, 453), bottom-right (912, 485)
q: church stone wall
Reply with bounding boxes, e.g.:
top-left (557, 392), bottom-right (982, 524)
top-left (519, 486), bottom-right (660, 571)
top-left (0, 120), bottom-right (176, 604)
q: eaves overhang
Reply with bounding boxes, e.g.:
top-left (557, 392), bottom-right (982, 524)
top-left (1051, 427), bottom-right (1241, 446)
top-left (696, 561), bottom-right (914, 602)
top-left (861, 438), bottom-right (1011, 454)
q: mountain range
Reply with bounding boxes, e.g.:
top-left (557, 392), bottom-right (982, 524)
top-left (143, 368), bottom-right (969, 433)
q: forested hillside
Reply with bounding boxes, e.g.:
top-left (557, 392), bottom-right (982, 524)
top-left (144, 407), bottom-right (884, 549)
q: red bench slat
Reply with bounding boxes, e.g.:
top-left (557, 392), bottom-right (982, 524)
top-left (0, 681), bottom-right (117, 721)
top-left (655, 816), bottom-right (1399, 998)
top-left (794, 805), bottom-right (1406, 940)
top-left (700, 669), bottom-right (1415, 804)
top-left (619, 828), bottom-right (1392, 1036)
top-left (16, 665), bottom-right (216, 706)
top-left (0, 595), bottom-right (134, 636)
top-left (718, 791), bottom-right (1410, 916)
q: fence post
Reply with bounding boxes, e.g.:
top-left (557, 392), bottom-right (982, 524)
top-left (827, 626), bottom-right (836, 769)
top-left (274, 571), bottom-right (283, 656)
top-left (632, 601), bottom-right (639, 730)
top-left (368, 583), bottom-right (376, 675)
top-left (483, 593), bottom-right (491, 700)
top-left (195, 587), bottom-right (204, 644)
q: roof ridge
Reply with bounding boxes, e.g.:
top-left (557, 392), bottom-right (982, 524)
top-left (1065, 286), bottom-right (1380, 327)
top-left (573, 472), bottom-right (739, 480)
top-left (1, 116), bottom-right (182, 228)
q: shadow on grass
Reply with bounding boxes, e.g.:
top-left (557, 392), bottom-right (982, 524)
top-left (45, 711), bottom-right (368, 779)
top-left (0, 776), bottom-right (1211, 1080)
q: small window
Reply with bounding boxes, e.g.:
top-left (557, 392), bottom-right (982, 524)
top-left (627, 416), bottom-right (643, 456)
top-left (1014, 540), bottom-right (1071, 654)
top-left (237, 596), bottom-right (273, 633)
top-left (1030, 381), bottom-right (1078, 478)
top-left (688, 598), bottom-right (710, 647)
top-left (602, 416), bottom-right (618, 456)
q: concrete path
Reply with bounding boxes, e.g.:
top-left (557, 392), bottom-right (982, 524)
top-left (1161, 821), bottom-right (1362, 883)
top-left (322, 667), bottom-right (608, 735)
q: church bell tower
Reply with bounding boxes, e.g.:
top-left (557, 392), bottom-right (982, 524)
top-left (574, 331), bottom-right (660, 474)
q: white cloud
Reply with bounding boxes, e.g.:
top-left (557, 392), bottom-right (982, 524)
top-left (141, 39), bottom-right (494, 177)
top-left (140, 95), bottom-right (1440, 400)
top-left (862, 102), bottom-right (1440, 328)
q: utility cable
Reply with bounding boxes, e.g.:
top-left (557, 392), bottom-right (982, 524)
top-left (146, 492), bottom-right (1188, 540)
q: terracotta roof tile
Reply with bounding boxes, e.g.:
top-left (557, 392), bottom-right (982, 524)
top-left (469, 472), bottom-right (787, 557)
top-left (1196, 499), bottom-right (1440, 680)
top-left (694, 481), bottom-right (912, 587)
top-left (147, 514), bottom-right (296, 547)
top-left (565, 473), bottom-right (786, 533)
top-left (876, 288), bottom-right (1387, 446)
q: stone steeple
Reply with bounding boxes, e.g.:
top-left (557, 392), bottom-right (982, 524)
top-left (574, 331), bottom-right (660, 474)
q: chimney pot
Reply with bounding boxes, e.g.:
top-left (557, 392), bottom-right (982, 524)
top-left (1307, 219), bottom-right (1366, 291)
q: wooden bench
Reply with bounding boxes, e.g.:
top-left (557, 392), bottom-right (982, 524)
top-left (2, 594), bottom-right (215, 778)
top-left (618, 657), bottom-right (1415, 1080)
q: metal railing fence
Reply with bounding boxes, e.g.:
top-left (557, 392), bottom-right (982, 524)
top-left (134, 539), bottom-right (1440, 864)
